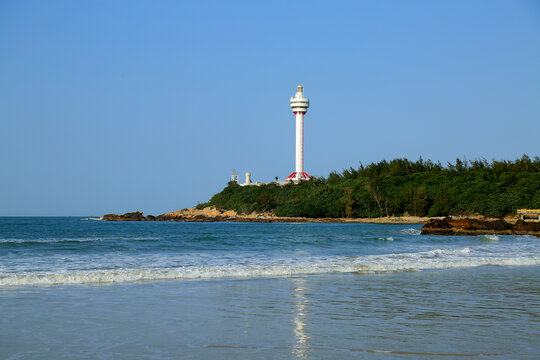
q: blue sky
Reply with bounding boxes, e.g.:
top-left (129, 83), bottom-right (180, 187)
top-left (1, 0), bottom-right (539, 216)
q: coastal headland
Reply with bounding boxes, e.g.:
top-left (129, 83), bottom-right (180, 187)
top-left (102, 156), bottom-right (539, 234)
top-left (102, 207), bottom-right (433, 224)
top-left (102, 207), bottom-right (540, 236)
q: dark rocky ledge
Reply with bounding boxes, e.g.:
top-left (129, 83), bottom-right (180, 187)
top-left (102, 211), bottom-right (338, 223)
top-left (102, 211), bottom-right (147, 221)
top-left (421, 217), bottom-right (540, 237)
top-left (101, 211), bottom-right (540, 235)
top-left (101, 209), bottom-right (429, 224)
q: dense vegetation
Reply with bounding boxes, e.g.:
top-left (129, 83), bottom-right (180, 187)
top-left (203, 155), bottom-right (540, 218)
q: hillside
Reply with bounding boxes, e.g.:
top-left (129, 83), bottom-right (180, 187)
top-left (203, 155), bottom-right (540, 218)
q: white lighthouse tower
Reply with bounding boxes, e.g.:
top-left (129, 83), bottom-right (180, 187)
top-left (286, 85), bottom-right (310, 182)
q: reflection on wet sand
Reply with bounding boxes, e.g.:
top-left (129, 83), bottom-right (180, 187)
top-left (292, 278), bottom-right (310, 360)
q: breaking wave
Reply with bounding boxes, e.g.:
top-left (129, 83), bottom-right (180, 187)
top-left (401, 228), bottom-right (422, 235)
top-left (1, 247), bottom-right (538, 286)
top-left (0, 236), bottom-right (160, 244)
top-left (481, 235), bottom-right (500, 242)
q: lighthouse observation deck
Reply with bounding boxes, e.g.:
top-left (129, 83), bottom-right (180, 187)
top-left (290, 85), bottom-right (309, 114)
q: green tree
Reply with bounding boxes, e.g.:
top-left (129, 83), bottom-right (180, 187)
top-left (412, 186), bottom-right (429, 216)
top-left (205, 155), bottom-right (539, 219)
top-left (341, 187), bottom-right (355, 218)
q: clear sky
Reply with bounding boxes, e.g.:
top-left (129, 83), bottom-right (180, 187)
top-left (1, 0), bottom-right (539, 216)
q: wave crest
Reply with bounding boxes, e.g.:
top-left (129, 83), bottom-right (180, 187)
top-left (0, 236), bottom-right (160, 244)
top-left (1, 247), bottom-right (538, 286)
top-left (401, 228), bottom-right (421, 235)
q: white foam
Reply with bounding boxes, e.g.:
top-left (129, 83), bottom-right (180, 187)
top-left (0, 237), bottom-right (105, 244)
top-left (424, 247), bottom-right (470, 257)
top-left (481, 235), bottom-right (500, 242)
top-left (81, 217), bottom-right (102, 221)
top-left (401, 228), bottom-right (422, 235)
top-left (1, 247), bottom-right (538, 287)
top-left (0, 236), bottom-right (160, 244)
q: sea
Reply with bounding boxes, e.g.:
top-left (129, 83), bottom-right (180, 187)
top-left (0, 217), bottom-right (539, 360)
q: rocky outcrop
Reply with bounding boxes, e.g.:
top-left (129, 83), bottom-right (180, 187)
top-left (514, 219), bottom-right (540, 233)
top-left (421, 217), bottom-right (540, 237)
top-left (102, 208), bottom-right (246, 222)
top-left (102, 211), bottom-right (151, 221)
top-left (154, 207), bottom-right (242, 222)
top-left (101, 207), bottom-right (430, 224)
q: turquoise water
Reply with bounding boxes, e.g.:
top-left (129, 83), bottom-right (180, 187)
top-left (1, 217), bottom-right (539, 359)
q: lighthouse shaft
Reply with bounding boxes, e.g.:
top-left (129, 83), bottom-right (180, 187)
top-left (295, 112), bottom-right (304, 174)
top-left (286, 85), bottom-right (310, 182)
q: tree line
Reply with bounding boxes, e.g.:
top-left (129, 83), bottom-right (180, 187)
top-left (202, 155), bottom-right (540, 218)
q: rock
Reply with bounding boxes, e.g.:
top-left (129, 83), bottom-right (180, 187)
top-left (423, 217), bottom-right (451, 229)
top-left (421, 217), bottom-right (539, 237)
top-left (514, 219), bottom-right (540, 233)
top-left (102, 213), bottom-right (123, 221)
top-left (488, 219), bottom-right (514, 231)
top-left (122, 211), bottom-right (145, 221)
top-left (444, 218), bottom-right (512, 231)
top-left (102, 211), bottom-right (145, 221)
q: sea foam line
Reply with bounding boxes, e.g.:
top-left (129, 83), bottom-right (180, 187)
top-left (401, 228), bottom-right (422, 235)
top-left (1, 247), bottom-right (538, 286)
top-left (0, 236), bottom-right (160, 244)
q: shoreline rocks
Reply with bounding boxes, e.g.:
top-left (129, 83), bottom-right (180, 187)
top-left (421, 217), bottom-right (540, 237)
top-left (101, 211), bottom-right (357, 223)
top-left (102, 211), bottom-right (147, 221)
top-left (101, 209), bottom-right (540, 236)
top-left (101, 207), bottom-right (431, 224)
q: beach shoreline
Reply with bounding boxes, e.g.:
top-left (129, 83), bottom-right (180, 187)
top-left (102, 206), bottom-right (524, 225)
top-left (101, 207), bottom-right (540, 236)
top-left (102, 207), bottom-right (435, 224)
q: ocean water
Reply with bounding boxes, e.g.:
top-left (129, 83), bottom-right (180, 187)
top-left (1, 217), bottom-right (539, 359)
